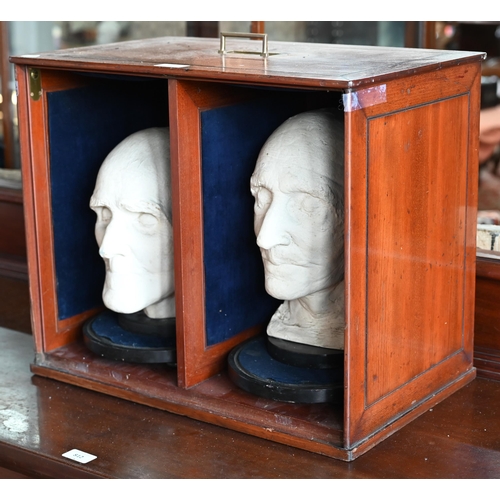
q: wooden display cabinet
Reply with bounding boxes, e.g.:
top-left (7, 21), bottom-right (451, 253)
top-left (11, 36), bottom-right (484, 461)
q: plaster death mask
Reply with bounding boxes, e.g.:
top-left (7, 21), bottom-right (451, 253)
top-left (250, 109), bottom-right (344, 350)
top-left (90, 127), bottom-right (175, 320)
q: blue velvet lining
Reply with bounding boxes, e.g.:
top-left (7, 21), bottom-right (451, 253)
top-left (201, 92), bottom-right (310, 346)
top-left (48, 79), bottom-right (169, 320)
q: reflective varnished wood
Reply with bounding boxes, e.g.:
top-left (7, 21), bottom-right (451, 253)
top-left (11, 38), bottom-right (484, 460)
top-left (10, 37), bottom-right (483, 90)
top-left (1, 326), bottom-right (499, 478)
top-left (343, 61), bottom-right (480, 447)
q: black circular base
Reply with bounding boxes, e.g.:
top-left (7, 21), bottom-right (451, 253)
top-left (117, 311), bottom-right (176, 337)
top-left (83, 310), bottom-right (176, 365)
top-left (228, 336), bottom-right (343, 404)
top-left (267, 336), bottom-right (343, 369)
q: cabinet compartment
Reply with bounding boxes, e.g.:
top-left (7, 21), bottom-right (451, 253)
top-left (49, 77), bottom-right (169, 322)
top-left (170, 80), bottom-right (344, 387)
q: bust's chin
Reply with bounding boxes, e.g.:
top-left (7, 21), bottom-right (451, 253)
top-left (102, 290), bottom-right (143, 315)
top-left (266, 280), bottom-right (345, 350)
top-left (264, 277), bottom-right (307, 301)
top-left (264, 275), bottom-right (336, 302)
top-left (144, 295), bottom-right (176, 319)
top-left (102, 287), bottom-right (176, 319)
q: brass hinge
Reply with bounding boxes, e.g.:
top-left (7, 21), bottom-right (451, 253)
top-left (29, 68), bottom-right (42, 101)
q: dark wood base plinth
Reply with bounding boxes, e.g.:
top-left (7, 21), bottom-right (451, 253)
top-left (228, 335), bottom-right (344, 404)
top-left (83, 311), bottom-right (176, 365)
top-left (228, 336), bottom-right (343, 404)
top-left (266, 336), bottom-right (344, 369)
top-left (117, 311), bottom-right (176, 337)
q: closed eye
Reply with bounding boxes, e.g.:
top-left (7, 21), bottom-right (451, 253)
top-left (92, 206), bottom-right (112, 223)
top-left (253, 187), bottom-right (272, 212)
top-left (138, 212), bottom-right (158, 228)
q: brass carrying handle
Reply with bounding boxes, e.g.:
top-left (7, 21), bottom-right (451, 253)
top-left (218, 32), bottom-right (269, 58)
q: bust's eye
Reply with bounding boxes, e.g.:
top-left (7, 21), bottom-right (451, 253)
top-left (101, 207), bottom-right (112, 223)
top-left (138, 212), bottom-right (158, 228)
top-left (299, 193), bottom-right (318, 213)
top-left (254, 187), bottom-right (272, 212)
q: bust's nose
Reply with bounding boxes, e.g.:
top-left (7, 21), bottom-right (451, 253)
top-left (98, 218), bottom-right (127, 261)
top-left (256, 197), bottom-right (291, 250)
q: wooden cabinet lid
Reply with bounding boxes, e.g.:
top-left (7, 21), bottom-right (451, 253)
top-left (10, 36), bottom-right (486, 90)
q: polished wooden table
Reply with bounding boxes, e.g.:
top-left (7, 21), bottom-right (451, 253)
top-left (0, 325), bottom-right (499, 479)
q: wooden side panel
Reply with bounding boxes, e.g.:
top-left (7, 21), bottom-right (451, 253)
top-left (16, 67), bottom-right (91, 353)
top-left (15, 65), bottom-right (39, 326)
top-left (16, 64), bottom-right (53, 352)
top-left (169, 79), bottom-right (205, 388)
top-left (366, 97), bottom-right (468, 404)
top-left (345, 62), bottom-right (480, 448)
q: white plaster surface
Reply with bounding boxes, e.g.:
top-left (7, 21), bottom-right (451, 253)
top-left (90, 127), bottom-right (175, 319)
top-left (251, 109), bottom-right (345, 350)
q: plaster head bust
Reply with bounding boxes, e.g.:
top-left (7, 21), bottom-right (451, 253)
top-left (90, 127), bottom-right (175, 319)
top-left (250, 109), bottom-right (344, 350)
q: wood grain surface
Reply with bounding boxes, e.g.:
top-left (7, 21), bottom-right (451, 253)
top-left (10, 37), bottom-right (485, 90)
